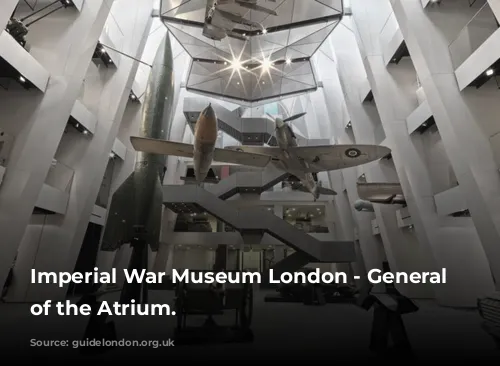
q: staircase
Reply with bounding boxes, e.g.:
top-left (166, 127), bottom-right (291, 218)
top-left (163, 185), bottom-right (355, 265)
top-left (206, 166), bottom-right (289, 200)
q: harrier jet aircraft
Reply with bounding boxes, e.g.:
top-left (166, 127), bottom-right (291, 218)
top-left (203, 0), bottom-right (277, 41)
top-left (130, 105), bottom-right (391, 201)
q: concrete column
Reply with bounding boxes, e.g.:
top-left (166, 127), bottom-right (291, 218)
top-left (327, 13), bottom-right (433, 298)
top-left (164, 244), bottom-right (175, 276)
top-left (153, 88), bottom-right (190, 272)
top-left (0, 0), bottom-right (18, 30)
top-left (488, 0), bottom-right (500, 19)
top-left (329, 173), bottom-right (355, 242)
top-left (347, 0), bottom-right (496, 304)
top-left (324, 202), bottom-right (336, 239)
top-left (271, 204), bottom-right (286, 263)
top-left (315, 34), bottom-right (387, 279)
top-left (273, 205), bottom-right (283, 218)
top-left (0, 1), bottom-right (115, 294)
top-left (391, 0), bottom-right (499, 293)
top-left (13, 0), bottom-right (157, 301)
top-left (227, 250), bottom-right (238, 270)
top-left (216, 166), bottom-right (227, 232)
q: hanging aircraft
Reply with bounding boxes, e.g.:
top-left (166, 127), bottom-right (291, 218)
top-left (225, 113), bottom-right (391, 200)
top-left (354, 180), bottom-right (406, 211)
top-left (130, 108), bottom-right (392, 201)
top-left (203, 0), bottom-right (277, 42)
top-left (131, 104), bottom-right (272, 184)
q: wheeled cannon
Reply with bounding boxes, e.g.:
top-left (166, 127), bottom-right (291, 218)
top-left (173, 270), bottom-right (254, 344)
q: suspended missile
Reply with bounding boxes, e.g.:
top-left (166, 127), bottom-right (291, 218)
top-left (100, 34), bottom-right (175, 255)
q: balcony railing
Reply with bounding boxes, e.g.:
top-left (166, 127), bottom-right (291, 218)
top-left (449, 2), bottom-right (500, 69)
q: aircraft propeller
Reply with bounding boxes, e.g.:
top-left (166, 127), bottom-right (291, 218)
top-left (266, 112), bottom-right (307, 124)
top-left (283, 112), bottom-right (307, 123)
top-left (265, 112), bottom-right (307, 145)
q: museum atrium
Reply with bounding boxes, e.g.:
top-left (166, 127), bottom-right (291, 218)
top-left (0, 0), bottom-right (500, 358)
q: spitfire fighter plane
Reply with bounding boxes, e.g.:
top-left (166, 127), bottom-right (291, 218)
top-left (225, 113), bottom-right (391, 200)
top-left (130, 105), bottom-right (391, 201)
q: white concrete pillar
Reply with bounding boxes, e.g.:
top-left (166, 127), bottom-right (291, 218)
top-left (164, 244), bottom-right (175, 276)
top-left (324, 202), bottom-right (336, 239)
top-left (488, 0), bottom-right (500, 19)
top-left (347, 0), bottom-right (496, 304)
top-left (0, 0), bottom-right (114, 293)
top-left (273, 204), bottom-right (283, 218)
top-left (391, 0), bottom-right (500, 291)
top-left (13, 0), bottom-right (156, 301)
top-left (329, 174), bottom-right (356, 242)
top-left (0, 0), bottom-right (18, 30)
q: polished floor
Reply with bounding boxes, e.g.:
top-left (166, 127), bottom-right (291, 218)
top-left (0, 289), bottom-right (498, 361)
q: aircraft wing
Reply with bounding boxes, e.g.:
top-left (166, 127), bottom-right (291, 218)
top-left (130, 137), bottom-right (194, 158)
top-left (293, 184), bottom-right (337, 196)
top-left (318, 186), bottom-right (337, 196)
top-left (213, 148), bottom-right (271, 167)
top-left (225, 145), bottom-right (283, 160)
top-left (131, 137), bottom-right (271, 168)
top-left (289, 145), bottom-right (391, 173)
top-left (357, 182), bottom-right (404, 203)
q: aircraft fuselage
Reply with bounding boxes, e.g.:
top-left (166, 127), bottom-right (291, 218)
top-left (274, 122), bottom-right (321, 200)
top-left (193, 104), bottom-right (218, 183)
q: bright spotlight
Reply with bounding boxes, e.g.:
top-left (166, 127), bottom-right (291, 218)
top-left (285, 58), bottom-right (292, 65)
top-left (486, 68), bottom-right (494, 76)
top-left (19, 75), bottom-right (26, 83)
top-left (262, 28), bottom-right (267, 34)
top-left (231, 59), bottom-right (242, 70)
top-left (261, 58), bottom-right (272, 71)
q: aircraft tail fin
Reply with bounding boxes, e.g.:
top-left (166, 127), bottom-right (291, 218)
top-left (317, 181), bottom-right (337, 196)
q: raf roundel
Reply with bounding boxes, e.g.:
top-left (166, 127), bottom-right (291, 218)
top-left (345, 148), bottom-right (362, 158)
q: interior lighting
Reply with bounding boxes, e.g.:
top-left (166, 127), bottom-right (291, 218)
top-left (231, 58), bottom-right (242, 70)
top-left (261, 58), bottom-right (272, 71)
